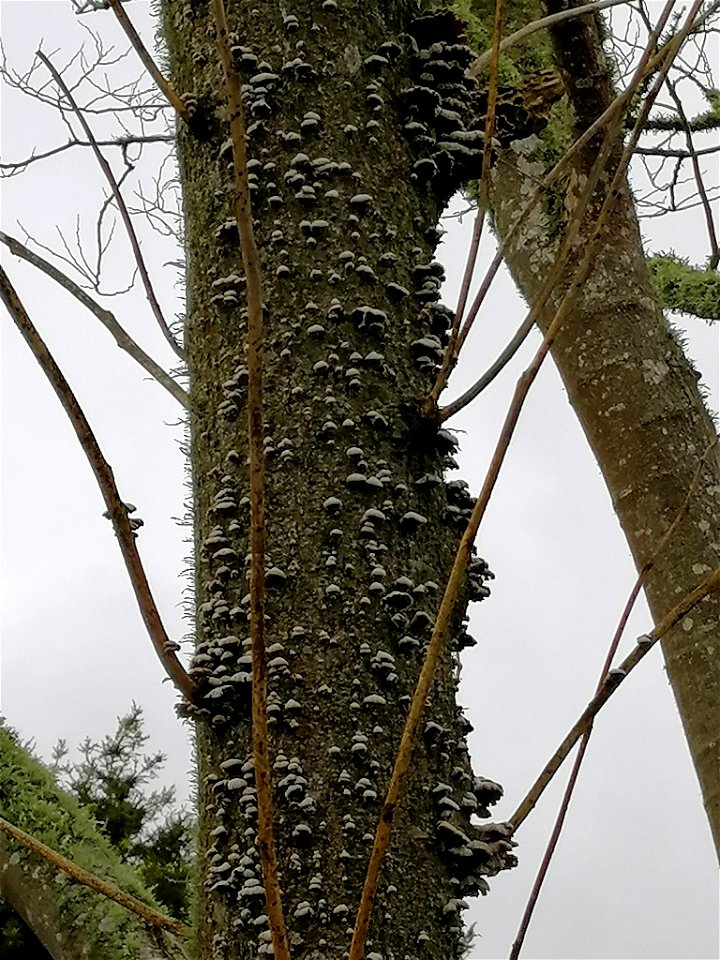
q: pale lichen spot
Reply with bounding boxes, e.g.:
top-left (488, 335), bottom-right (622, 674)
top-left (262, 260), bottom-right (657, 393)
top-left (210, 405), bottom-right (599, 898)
top-left (642, 358), bottom-right (670, 384)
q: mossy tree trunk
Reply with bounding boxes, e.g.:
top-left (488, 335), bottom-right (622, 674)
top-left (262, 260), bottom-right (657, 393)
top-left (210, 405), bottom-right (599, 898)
top-left (0, 728), bottom-right (187, 960)
top-left (161, 2), bottom-right (513, 958)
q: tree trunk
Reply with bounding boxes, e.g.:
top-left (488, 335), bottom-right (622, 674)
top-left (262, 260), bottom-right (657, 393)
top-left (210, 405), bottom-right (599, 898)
top-left (0, 727), bottom-right (187, 960)
top-left (487, 3), bottom-right (720, 856)
top-left (160, 2), bottom-right (514, 957)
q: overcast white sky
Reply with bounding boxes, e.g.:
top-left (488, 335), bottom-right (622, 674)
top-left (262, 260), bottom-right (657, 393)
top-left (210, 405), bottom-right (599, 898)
top-left (1, 3), bottom-right (718, 959)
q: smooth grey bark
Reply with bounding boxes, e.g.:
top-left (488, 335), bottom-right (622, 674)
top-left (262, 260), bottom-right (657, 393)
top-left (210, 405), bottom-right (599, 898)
top-left (486, 5), bottom-right (720, 855)
top-left (161, 1), bottom-right (515, 957)
top-left (0, 727), bottom-right (188, 960)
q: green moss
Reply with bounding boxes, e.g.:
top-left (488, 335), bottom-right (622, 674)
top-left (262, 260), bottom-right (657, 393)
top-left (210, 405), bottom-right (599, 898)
top-left (647, 255), bottom-right (720, 321)
top-left (0, 725), bottom-right (187, 959)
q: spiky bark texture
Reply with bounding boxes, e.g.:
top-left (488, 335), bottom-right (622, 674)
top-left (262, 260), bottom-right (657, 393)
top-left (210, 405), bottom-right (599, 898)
top-left (160, 2), bottom-right (515, 957)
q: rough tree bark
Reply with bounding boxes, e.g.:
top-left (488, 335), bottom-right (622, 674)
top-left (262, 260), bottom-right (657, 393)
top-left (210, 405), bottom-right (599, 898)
top-left (486, 1), bottom-right (720, 856)
top-left (161, 1), bottom-right (514, 957)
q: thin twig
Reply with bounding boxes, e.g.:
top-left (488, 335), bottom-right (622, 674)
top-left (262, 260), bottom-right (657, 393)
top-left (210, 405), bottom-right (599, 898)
top-left (0, 230), bottom-right (188, 407)
top-left (470, 0), bottom-right (633, 77)
top-left (352, 71), bottom-right (623, 960)
top-left (0, 265), bottom-right (197, 703)
top-left (664, 78), bottom-right (719, 269)
top-left (427, 0), bottom-right (505, 408)
top-left (0, 134), bottom-right (174, 173)
top-left (106, 0), bottom-right (191, 121)
top-left (37, 50), bottom-right (184, 359)
top-left (211, 2), bottom-right (291, 959)
top-left (0, 814), bottom-right (190, 936)
top-left (634, 144), bottom-right (720, 158)
top-left (509, 437), bottom-right (717, 960)
top-left (349, 7), bottom-right (688, 952)
top-left (509, 565), bottom-right (720, 833)
top-left (455, 248), bottom-right (504, 356)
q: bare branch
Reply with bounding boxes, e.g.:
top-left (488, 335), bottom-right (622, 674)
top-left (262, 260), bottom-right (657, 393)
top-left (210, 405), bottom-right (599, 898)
top-left (439, 0), bottom-right (691, 421)
top-left (635, 142), bottom-right (720, 157)
top-left (0, 230), bottom-right (188, 407)
top-left (509, 564), bottom-right (720, 833)
top-left (665, 78), bottom-right (719, 268)
top-left (509, 437), bottom-right (717, 959)
top-left (0, 133), bottom-right (173, 175)
top-left (0, 265), bottom-right (197, 703)
top-left (211, 1), bottom-right (291, 958)
top-left (37, 49), bottom-right (184, 359)
top-left (0, 813), bottom-right (190, 937)
top-left (106, 0), bottom-right (191, 121)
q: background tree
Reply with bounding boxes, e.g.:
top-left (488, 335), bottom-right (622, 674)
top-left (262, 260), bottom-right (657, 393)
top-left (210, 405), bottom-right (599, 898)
top-left (0, 1), bottom-right (716, 960)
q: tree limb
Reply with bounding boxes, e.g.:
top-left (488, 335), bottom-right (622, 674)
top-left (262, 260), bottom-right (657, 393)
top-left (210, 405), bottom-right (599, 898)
top-left (106, 0), bottom-right (191, 122)
top-left (509, 564), bottom-right (720, 833)
top-left (509, 437), bottom-right (717, 959)
top-left (0, 815), bottom-right (190, 937)
top-left (0, 230), bottom-right (188, 407)
top-left (0, 265), bottom-right (197, 703)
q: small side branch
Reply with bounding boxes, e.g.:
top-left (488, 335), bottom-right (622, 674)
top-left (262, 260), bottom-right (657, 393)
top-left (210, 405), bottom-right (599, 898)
top-left (0, 814), bottom-right (190, 937)
top-left (106, 0), bottom-right (191, 122)
top-left (0, 134), bottom-right (174, 175)
top-left (0, 265), bottom-right (197, 703)
top-left (37, 50), bottom-right (184, 360)
top-left (211, 2), bottom-right (291, 959)
top-left (0, 230), bottom-right (188, 408)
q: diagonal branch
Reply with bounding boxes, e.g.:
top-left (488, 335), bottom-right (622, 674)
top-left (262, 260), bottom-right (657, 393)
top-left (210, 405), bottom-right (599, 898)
top-left (509, 437), bottom-right (717, 959)
top-left (508, 564), bottom-right (720, 833)
top-left (470, 0), bottom-right (632, 77)
top-left (0, 264), bottom-right (197, 703)
top-left (438, 0), bottom-right (683, 422)
top-left (663, 76), bottom-right (719, 269)
top-left (211, 2), bottom-right (291, 958)
top-left (0, 814), bottom-right (190, 937)
top-left (37, 50), bottom-right (185, 359)
top-left (0, 230), bottom-right (188, 407)
top-left (106, 0), bottom-right (191, 121)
